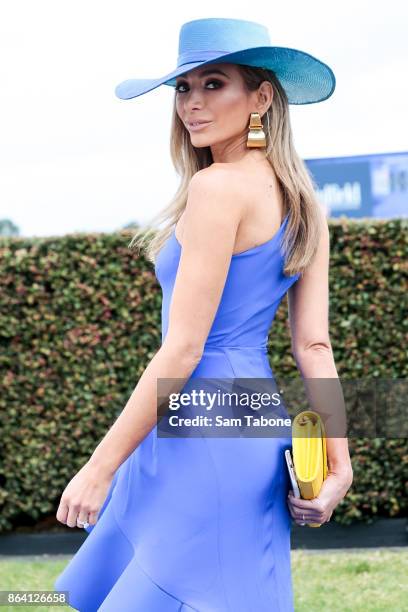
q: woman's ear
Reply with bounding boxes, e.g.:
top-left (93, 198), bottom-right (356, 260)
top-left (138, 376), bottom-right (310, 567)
top-left (257, 81), bottom-right (273, 112)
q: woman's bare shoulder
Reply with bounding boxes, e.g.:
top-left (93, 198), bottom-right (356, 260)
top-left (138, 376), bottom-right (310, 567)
top-left (189, 164), bottom-right (252, 206)
top-left (188, 165), bottom-right (247, 209)
top-left (180, 166), bottom-right (247, 242)
top-left (191, 162), bottom-right (243, 183)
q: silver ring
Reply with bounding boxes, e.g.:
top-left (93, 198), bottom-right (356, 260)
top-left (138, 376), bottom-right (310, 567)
top-left (77, 519), bottom-right (90, 529)
top-left (302, 513), bottom-right (305, 521)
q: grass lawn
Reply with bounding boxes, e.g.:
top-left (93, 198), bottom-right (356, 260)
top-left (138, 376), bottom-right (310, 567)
top-left (0, 548), bottom-right (406, 611)
top-left (292, 548), bottom-right (408, 612)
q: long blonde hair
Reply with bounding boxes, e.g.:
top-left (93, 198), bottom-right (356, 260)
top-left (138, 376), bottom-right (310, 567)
top-left (128, 64), bottom-right (323, 277)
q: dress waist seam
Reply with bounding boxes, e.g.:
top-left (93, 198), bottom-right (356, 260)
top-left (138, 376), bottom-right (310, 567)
top-left (204, 345), bottom-right (267, 350)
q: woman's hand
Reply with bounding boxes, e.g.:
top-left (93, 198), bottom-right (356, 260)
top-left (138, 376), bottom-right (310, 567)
top-left (287, 468), bottom-right (353, 526)
top-left (56, 461), bottom-right (114, 529)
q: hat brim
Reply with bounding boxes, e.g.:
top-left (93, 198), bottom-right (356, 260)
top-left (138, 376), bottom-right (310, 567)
top-left (114, 45), bottom-right (336, 105)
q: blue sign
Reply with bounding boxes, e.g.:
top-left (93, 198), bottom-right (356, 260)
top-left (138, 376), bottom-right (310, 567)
top-left (305, 151), bottom-right (408, 219)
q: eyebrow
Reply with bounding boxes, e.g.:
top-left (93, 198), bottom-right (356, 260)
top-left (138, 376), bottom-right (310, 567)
top-left (176, 68), bottom-right (230, 81)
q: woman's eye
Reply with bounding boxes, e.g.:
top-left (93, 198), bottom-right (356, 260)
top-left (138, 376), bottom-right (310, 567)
top-left (175, 79), bottom-right (222, 93)
top-left (206, 79), bottom-right (222, 89)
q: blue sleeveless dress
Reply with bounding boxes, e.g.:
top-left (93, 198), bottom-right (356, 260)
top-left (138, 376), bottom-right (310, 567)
top-left (54, 212), bottom-right (301, 611)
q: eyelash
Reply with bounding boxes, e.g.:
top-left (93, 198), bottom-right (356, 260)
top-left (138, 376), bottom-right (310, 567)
top-left (175, 79), bottom-right (223, 93)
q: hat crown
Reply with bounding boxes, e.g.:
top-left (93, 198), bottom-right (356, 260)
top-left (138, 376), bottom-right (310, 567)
top-left (177, 18), bottom-right (271, 67)
top-left (114, 16), bottom-right (336, 105)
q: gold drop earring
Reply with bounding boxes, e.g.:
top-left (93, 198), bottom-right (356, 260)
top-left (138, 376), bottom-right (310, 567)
top-left (246, 111), bottom-right (266, 148)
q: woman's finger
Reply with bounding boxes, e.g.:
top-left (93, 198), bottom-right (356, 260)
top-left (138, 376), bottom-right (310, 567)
top-left (288, 499), bottom-right (320, 524)
top-left (287, 492), bottom-right (330, 525)
top-left (76, 510), bottom-right (91, 528)
top-left (87, 509), bottom-right (99, 526)
top-left (66, 502), bottom-right (81, 528)
top-left (288, 493), bottom-right (317, 511)
top-left (287, 499), bottom-right (309, 525)
top-left (287, 495), bottom-right (307, 516)
top-left (56, 500), bottom-right (69, 526)
top-left (289, 497), bottom-right (327, 522)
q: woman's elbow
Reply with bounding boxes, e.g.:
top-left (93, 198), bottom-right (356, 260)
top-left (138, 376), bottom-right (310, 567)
top-left (292, 340), bottom-right (333, 362)
top-left (161, 337), bottom-right (204, 366)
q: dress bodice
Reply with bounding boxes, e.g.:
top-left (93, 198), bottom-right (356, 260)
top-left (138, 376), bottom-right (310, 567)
top-left (155, 213), bottom-right (301, 352)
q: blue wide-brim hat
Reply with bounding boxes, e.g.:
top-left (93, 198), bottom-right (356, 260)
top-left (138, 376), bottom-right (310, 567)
top-left (115, 17), bottom-right (336, 105)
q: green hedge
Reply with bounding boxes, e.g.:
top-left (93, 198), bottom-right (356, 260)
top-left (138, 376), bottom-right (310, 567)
top-left (0, 218), bottom-right (407, 532)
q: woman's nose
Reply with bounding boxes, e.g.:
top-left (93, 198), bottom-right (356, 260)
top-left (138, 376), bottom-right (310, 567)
top-left (184, 87), bottom-right (206, 107)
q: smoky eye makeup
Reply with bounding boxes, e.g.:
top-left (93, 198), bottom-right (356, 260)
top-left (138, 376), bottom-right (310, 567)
top-left (175, 78), bottom-right (223, 92)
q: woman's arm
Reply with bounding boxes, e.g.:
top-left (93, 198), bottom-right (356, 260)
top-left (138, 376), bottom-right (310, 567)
top-left (57, 165), bottom-right (247, 527)
top-left (88, 166), bottom-right (247, 476)
top-left (286, 211), bottom-right (353, 525)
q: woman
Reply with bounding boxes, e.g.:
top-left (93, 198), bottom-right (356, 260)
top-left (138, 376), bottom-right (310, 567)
top-left (54, 17), bottom-right (353, 612)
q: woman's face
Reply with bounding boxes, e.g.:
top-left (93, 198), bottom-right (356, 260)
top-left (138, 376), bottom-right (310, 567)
top-left (175, 63), bottom-right (272, 161)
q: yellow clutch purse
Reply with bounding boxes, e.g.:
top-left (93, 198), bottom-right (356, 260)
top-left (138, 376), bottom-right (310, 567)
top-left (292, 410), bottom-right (328, 528)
